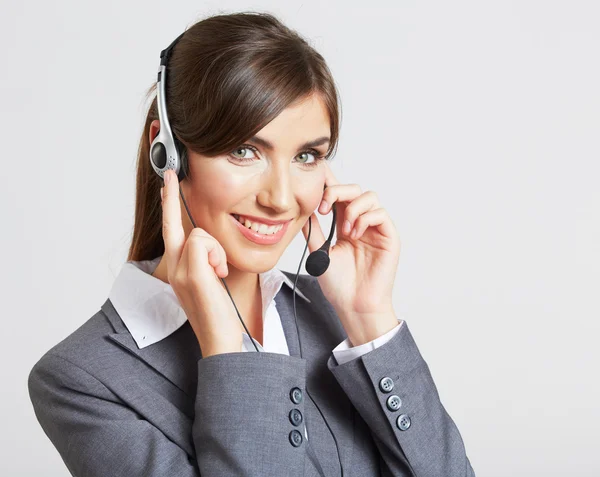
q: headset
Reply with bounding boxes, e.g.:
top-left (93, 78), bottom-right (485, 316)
top-left (149, 32), bottom-right (343, 477)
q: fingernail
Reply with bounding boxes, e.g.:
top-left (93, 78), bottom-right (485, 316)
top-left (164, 170), bottom-right (171, 184)
top-left (319, 200), bottom-right (329, 213)
top-left (343, 220), bottom-right (351, 235)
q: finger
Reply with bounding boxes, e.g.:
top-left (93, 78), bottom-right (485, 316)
top-left (162, 169), bottom-right (185, 280)
top-left (191, 231), bottom-right (222, 275)
top-left (323, 161), bottom-right (340, 188)
top-left (340, 191), bottom-right (380, 236)
top-left (187, 229), bottom-right (229, 282)
top-left (301, 211), bottom-right (326, 253)
top-left (321, 183), bottom-right (363, 212)
top-left (350, 208), bottom-right (397, 241)
top-left (213, 238), bottom-right (229, 277)
top-left (318, 161), bottom-right (340, 214)
top-left (321, 162), bottom-right (365, 232)
top-left (322, 183), bottom-right (361, 240)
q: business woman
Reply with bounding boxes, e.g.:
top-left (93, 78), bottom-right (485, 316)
top-left (28, 11), bottom-right (475, 477)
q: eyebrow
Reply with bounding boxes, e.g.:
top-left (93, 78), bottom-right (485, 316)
top-left (247, 135), bottom-right (331, 151)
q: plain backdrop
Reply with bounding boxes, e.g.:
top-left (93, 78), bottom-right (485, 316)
top-left (2, 1), bottom-right (599, 476)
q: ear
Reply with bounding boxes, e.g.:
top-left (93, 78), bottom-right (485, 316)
top-left (149, 119), bottom-right (160, 144)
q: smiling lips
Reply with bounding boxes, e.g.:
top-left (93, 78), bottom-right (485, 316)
top-left (232, 214), bottom-right (289, 233)
top-left (231, 214), bottom-right (291, 245)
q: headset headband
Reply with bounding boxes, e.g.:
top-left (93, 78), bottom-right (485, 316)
top-left (150, 31), bottom-right (187, 182)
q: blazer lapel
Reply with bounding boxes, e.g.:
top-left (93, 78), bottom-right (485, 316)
top-left (102, 298), bottom-right (202, 398)
top-left (101, 272), bottom-right (323, 400)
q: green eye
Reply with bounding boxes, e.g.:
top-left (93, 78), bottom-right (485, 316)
top-left (231, 147), bottom-right (254, 159)
top-left (227, 144), bottom-right (326, 169)
top-left (297, 152), bottom-right (313, 163)
top-left (296, 149), bottom-right (326, 167)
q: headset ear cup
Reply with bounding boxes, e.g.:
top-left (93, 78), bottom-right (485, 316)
top-left (174, 137), bottom-right (188, 182)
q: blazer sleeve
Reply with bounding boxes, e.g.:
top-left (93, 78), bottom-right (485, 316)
top-left (28, 351), bottom-right (309, 477)
top-left (327, 320), bottom-right (476, 477)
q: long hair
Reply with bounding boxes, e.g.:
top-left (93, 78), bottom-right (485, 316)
top-left (127, 11), bottom-right (342, 262)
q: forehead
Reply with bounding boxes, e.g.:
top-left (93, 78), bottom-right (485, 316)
top-left (254, 94), bottom-right (330, 145)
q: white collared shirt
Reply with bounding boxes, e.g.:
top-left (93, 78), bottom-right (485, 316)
top-left (108, 255), bottom-right (403, 366)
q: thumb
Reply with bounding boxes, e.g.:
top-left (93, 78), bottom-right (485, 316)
top-left (301, 212), bottom-right (326, 254)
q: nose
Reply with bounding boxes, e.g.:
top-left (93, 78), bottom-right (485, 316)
top-left (256, 161), bottom-right (295, 215)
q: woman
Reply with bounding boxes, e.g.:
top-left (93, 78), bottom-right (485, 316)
top-left (28, 11), bottom-right (475, 477)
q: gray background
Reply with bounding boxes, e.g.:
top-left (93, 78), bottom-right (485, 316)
top-left (2, 1), bottom-right (599, 476)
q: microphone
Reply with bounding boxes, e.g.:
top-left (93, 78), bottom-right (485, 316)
top-left (305, 201), bottom-right (337, 277)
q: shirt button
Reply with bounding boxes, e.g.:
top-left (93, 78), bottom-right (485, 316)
top-left (290, 387), bottom-right (303, 404)
top-left (289, 429), bottom-right (303, 447)
top-left (386, 395), bottom-right (402, 411)
top-left (379, 376), bottom-right (394, 393)
top-left (289, 408), bottom-right (303, 426)
top-left (396, 414), bottom-right (411, 431)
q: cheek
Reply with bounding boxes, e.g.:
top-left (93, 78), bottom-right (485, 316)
top-left (192, 161), bottom-right (257, 207)
top-left (297, 180), bottom-right (326, 216)
top-left (205, 174), bottom-right (236, 204)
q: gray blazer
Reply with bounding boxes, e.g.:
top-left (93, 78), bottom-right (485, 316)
top-left (28, 271), bottom-right (475, 476)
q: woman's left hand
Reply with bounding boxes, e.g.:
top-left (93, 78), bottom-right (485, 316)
top-left (301, 162), bottom-right (402, 346)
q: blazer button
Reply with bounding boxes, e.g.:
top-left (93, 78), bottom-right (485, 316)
top-left (289, 429), bottom-right (303, 447)
top-left (379, 376), bottom-right (394, 393)
top-left (396, 414), bottom-right (411, 431)
top-left (386, 395), bottom-right (402, 412)
top-left (289, 408), bottom-right (303, 426)
top-left (290, 387), bottom-right (303, 404)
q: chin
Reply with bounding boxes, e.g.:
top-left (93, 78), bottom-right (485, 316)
top-left (227, 251), bottom-right (282, 274)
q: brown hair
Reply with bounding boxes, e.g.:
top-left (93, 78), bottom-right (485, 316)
top-left (127, 10), bottom-right (342, 262)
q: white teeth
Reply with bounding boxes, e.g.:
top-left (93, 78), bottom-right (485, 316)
top-left (234, 215), bottom-right (283, 235)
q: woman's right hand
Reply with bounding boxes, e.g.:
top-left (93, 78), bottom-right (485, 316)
top-left (160, 168), bottom-right (243, 357)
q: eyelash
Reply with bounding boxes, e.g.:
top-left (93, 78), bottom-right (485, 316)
top-left (227, 144), bottom-right (326, 169)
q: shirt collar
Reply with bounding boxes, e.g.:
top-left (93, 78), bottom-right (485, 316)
top-left (108, 255), bottom-right (311, 349)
